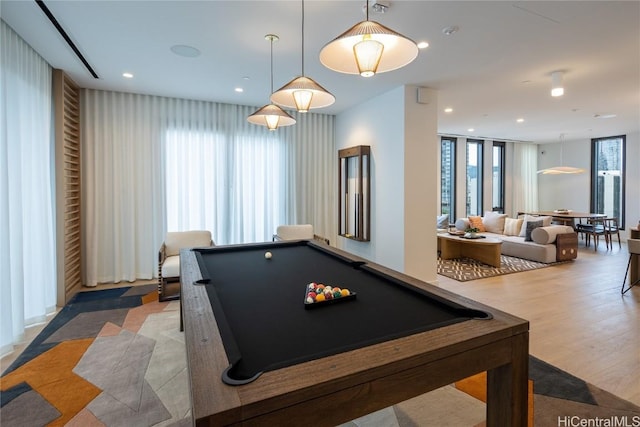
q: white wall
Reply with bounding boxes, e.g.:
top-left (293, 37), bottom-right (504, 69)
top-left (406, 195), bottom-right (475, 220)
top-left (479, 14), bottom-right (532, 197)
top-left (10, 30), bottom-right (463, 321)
top-left (336, 86), bottom-right (439, 282)
top-left (537, 131), bottom-right (640, 236)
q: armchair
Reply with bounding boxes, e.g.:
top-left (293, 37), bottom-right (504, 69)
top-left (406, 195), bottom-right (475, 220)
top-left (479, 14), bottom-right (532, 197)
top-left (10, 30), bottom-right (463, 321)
top-left (158, 230), bottom-right (213, 301)
top-left (273, 224), bottom-right (330, 245)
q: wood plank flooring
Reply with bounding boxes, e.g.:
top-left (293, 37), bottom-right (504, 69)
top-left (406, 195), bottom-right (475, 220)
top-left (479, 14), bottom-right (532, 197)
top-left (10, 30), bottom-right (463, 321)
top-left (2, 244), bottom-right (638, 409)
top-left (436, 240), bottom-right (640, 406)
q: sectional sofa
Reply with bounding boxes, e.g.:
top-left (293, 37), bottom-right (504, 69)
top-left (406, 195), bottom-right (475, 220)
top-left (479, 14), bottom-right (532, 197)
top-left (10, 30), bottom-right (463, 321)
top-left (453, 212), bottom-right (578, 263)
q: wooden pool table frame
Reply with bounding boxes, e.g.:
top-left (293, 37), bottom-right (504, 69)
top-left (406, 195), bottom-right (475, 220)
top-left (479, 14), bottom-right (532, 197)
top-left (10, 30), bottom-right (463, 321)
top-left (180, 242), bottom-right (529, 426)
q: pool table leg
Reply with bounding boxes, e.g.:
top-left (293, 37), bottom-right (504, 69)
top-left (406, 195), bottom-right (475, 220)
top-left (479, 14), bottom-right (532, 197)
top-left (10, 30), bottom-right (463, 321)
top-left (486, 332), bottom-right (529, 426)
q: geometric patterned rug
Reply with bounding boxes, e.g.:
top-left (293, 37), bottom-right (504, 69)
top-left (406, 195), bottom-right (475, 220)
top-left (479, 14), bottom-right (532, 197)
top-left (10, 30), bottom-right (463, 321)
top-left (2, 285), bottom-right (638, 427)
top-left (0, 284), bottom-right (191, 427)
top-left (438, 255), bottom-right (565, 282)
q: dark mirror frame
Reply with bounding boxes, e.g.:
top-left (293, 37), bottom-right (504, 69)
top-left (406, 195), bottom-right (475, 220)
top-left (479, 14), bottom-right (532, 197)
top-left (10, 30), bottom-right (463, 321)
top-left (339, 145), bottom-right (371, 241)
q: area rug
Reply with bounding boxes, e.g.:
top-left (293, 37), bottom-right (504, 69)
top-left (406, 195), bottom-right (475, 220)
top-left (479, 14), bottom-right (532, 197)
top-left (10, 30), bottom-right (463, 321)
top-left (2, 286), bottom-right (638, 427)
top-left (438, 255), bottom-right (564, 282)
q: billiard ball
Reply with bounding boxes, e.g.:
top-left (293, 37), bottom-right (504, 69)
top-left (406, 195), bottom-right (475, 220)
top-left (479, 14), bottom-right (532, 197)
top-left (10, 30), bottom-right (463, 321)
top-left (265, 251), bottom-right (272, 259)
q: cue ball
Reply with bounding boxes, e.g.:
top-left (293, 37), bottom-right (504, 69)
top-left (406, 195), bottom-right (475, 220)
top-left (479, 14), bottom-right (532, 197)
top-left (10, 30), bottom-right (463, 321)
top-left (265, 251), bottom-right (272, 259)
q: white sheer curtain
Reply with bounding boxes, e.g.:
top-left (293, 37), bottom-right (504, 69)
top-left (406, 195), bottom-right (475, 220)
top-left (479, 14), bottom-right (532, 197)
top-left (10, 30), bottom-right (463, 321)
top-left (81, 90), bottom-right (165, 286)
top-left (81, 90), bottom-right (336, 285)
top-left (0, 21), bottom-right (57, 355)
top-left (512, 143), bottom-right (539, 214)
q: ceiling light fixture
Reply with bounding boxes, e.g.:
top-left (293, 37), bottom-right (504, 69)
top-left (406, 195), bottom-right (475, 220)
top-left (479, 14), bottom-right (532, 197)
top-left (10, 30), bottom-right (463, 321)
top-left (319, 0), bottom-right (418, 77)
top-left (122, 72), bottom-right (133, 78)
top-left (170, 44), bottom-right (201, 58)
top-left (551, 71), bottom-right (564, 97)
top-left (442, 26), bottom-right (459, 36)
top-left (271, 0), bottom-right (335, 112)
top-left (537, 133), bottom-right (585, 174)
top-left (247, 35), bottom-right (296, 131)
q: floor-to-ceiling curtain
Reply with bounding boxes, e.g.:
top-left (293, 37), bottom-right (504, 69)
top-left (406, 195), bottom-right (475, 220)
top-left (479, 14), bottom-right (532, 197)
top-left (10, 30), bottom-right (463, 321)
top-left (0, 21), bottom-right (56, 355)
top-left (512, 143), bottom-right (539, 213)
top-left (81, 90), bottom-right (336, 286)
top-left (81, 91), bottom-right (165, 286)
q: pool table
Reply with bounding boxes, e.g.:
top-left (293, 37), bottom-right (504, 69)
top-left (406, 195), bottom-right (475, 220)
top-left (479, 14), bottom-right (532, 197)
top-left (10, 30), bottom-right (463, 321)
top-left (180, 240), bottom-right (529, 426)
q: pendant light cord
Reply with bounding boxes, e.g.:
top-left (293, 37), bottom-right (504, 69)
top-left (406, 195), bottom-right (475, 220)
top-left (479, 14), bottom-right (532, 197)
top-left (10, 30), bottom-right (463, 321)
top-left (301, 0), bottom-right (305, 76)
top-left (366, 0), bottom-right (369, 20)
top-left (270, 37), bottom-right (274, 93)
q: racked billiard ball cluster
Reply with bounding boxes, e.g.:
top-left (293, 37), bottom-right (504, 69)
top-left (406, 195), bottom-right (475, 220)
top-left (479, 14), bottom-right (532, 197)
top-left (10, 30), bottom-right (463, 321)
top-left (306, 282), bottom-right (351, 304)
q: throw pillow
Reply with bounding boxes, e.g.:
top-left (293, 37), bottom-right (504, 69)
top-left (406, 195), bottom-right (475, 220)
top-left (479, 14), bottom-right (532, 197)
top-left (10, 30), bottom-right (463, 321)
top-left (519, 214), bottom-right (552, 237)
top-left (504, 218), bottom-right (524, 236)
top-left (525, 220), bottom-right (543, 242)
top-left (468, 216), bottom-right (486, 232)
top-left (437, 214), bottom-right (449, 229)
top-left (483, 211), bottom-right (508, 234)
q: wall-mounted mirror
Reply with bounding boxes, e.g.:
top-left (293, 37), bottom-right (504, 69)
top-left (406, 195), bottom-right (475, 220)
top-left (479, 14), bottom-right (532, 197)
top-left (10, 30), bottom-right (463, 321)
top-left (339, 145), bottom-right (370, 241)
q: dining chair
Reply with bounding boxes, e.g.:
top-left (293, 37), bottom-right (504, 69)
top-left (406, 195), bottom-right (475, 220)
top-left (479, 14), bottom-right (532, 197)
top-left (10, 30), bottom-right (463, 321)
top-left (575, 217), bottom-right (607, 250)
top-left (621, 239), bottom-right (640, 294)
top-left (603, 217), bottom-right (621, 249)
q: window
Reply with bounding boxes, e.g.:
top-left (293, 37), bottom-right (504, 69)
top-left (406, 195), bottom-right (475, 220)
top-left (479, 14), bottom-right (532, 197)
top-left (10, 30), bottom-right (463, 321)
top-left (440, 137), bottom-right (456, 222)
top-left (466, 139), bottom-right (483, 216)
top-left (492, 142), bottom-right (505, 213)
top-left (165, 129), bottom-right (287, 244)
top-left (591, 136), bottom-right (625, 228)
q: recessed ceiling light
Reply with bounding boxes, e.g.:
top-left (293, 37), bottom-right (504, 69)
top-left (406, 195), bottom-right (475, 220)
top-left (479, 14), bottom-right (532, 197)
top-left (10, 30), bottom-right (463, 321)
top-left (594, 113), bottom-right (617, 119)
top-left (442, 26), bottom-right (459, 36)
top-left (517, 118), bottom-right (524, 123)
top-left (234, 87), bottom-right (244, 93)
top-left (444, 107), bottom-right (453, 113)
top-left (122, 72), bottom-right (133, 78)
top-left (467, 128), bottom-right (475, 132)
top-left (417, 41), bottom-right (429, 49)
top-left (170, 44), bottom-right (201, 58)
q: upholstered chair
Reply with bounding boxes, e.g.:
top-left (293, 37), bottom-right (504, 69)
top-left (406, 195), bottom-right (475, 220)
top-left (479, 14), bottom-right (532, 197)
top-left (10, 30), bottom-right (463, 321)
top-left (158, 230), bottom-right (213, 301)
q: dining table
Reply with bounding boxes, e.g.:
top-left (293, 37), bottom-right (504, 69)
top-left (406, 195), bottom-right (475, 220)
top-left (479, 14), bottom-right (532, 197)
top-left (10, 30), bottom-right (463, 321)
top-left (518, 211), bottom-right (607, 228)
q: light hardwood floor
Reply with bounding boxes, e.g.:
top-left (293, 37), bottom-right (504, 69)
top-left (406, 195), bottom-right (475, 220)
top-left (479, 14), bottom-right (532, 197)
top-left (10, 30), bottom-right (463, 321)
top-left (436, 239), bottom-right (640, 406)
top-left (2, 243), bottom-right (638, 407)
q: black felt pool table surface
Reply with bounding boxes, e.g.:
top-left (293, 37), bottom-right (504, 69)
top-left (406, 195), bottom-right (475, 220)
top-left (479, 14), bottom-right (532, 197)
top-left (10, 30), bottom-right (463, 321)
top-left (193, 240), bottom-right (489, 384)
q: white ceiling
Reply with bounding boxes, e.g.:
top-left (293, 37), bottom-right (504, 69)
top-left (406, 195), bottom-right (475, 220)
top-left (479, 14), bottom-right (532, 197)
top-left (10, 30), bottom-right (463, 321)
top-left (2, 0), bottom-right (639, 143)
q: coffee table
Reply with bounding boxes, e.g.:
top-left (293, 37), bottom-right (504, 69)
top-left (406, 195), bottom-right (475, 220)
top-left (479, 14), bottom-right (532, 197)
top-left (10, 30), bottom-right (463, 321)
top-left (438, 233), bottom-right (503, 267)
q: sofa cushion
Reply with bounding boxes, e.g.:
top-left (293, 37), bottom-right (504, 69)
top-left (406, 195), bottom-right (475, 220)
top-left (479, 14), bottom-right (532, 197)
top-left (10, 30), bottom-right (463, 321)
top-left (504, 218), bottom-right (524, 236)
top-left (468, 216), bottom-right (486, 232)
top-left (525, 220), bottom-right (543, 241)
top-left (519, 215), bottom-right (552, 237)
top-left (531, 225), bottom-right (575, 244)
top-left (437, 214), bottom-right (449, 229)
top-left (455, 218), bottom-right (470, 231)
top-left (483, 211), bottom-right (508, 234)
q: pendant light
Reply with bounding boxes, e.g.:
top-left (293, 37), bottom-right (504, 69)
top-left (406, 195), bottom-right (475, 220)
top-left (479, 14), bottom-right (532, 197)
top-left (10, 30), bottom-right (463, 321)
top-left (270, 0), bottom-right (335, 112)
top-left (537, 134), bottom-right (585, 174)
top-left (247, 34), bottom-right (296, 130)
top-left (319, 0), bottom-right (418, 77)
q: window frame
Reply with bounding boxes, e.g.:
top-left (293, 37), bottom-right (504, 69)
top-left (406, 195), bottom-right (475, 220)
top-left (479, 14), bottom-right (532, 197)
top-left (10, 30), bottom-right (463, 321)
top-left (440, 137), bottom-right (457, 223)
top-left (466, 139), bottom-right (484, 216)
top-left (590, 135), bottom-right (626, 229)
top-left (492, 141), bottom-right (506, 213)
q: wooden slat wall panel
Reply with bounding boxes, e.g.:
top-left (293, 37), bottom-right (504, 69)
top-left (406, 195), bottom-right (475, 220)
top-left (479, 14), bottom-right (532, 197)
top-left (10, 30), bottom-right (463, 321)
top-left (54, 69), bottom-right (82, 305)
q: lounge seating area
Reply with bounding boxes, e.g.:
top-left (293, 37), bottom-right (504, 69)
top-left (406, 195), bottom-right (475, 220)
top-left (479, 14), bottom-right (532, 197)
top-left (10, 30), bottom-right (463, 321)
top-left (452, 212), bottom-right (578, 263)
